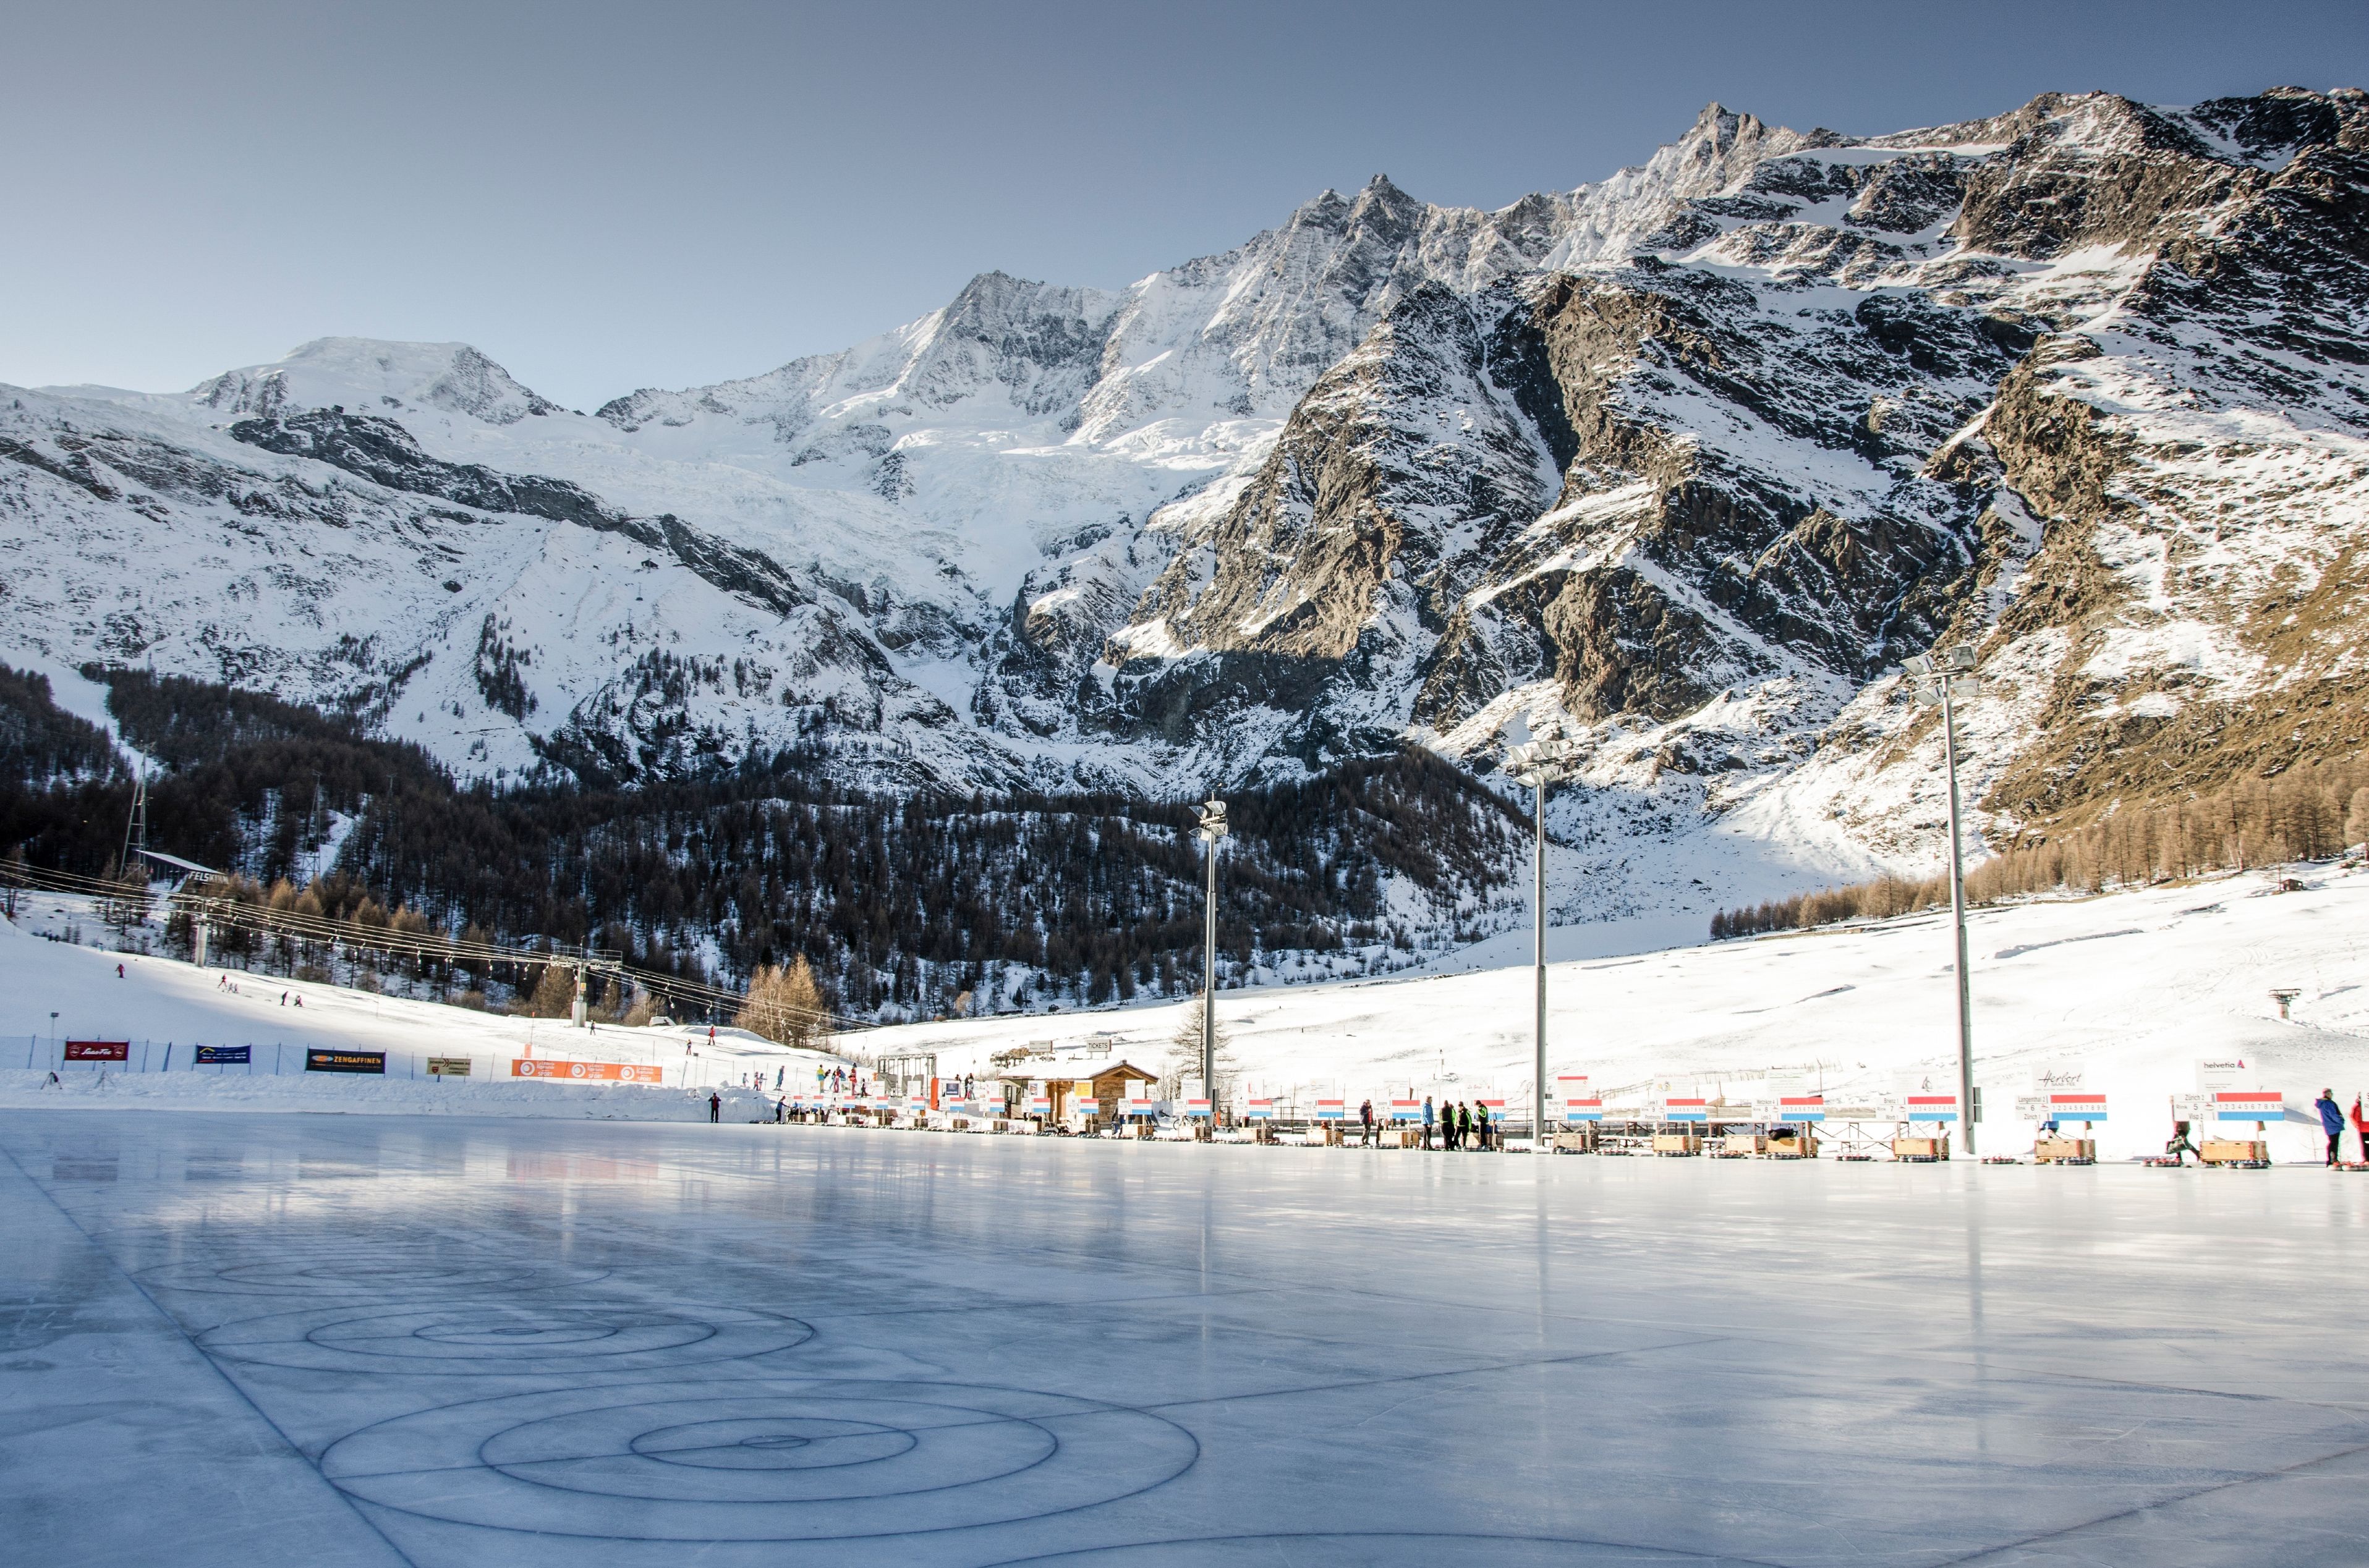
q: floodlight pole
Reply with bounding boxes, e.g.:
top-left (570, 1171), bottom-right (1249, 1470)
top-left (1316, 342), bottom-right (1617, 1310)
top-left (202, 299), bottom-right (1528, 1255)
top-left (1198, 798), bottom-right (1228, 1122)
top-left (1532, 776), bottom-right (1549, 1152)
top-left (1940, 680), bottom-right (1975, 1158)
top-left (1506, 739), bottom-right (1578, 1153)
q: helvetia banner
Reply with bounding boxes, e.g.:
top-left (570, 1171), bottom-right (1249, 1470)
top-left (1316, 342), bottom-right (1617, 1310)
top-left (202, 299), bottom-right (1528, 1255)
top-left (511, 1059), bottom-right (663, 1083)
top-left (192, 1045), bottom-right (250, 1065)
top-left (306, 1049), bottom-right (386, 1074)
top-left (63, 1041), bottom-right (129, 1061)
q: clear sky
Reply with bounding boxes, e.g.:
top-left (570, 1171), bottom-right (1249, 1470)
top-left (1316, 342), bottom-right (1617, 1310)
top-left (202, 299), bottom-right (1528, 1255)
top-left (6, 0), bottom-right (2365, 409)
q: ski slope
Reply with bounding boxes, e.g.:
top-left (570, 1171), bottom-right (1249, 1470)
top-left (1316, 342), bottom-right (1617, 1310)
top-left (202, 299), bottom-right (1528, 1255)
top-left (6, 865), bottom-right (2365, 1160)
top-left (864, 863), bottom-right (2369, 1164)
top-left (0, 906), bottom-right (851, 1119)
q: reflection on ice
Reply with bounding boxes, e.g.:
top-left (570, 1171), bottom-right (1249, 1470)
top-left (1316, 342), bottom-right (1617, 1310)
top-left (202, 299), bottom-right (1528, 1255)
top-left (2, 1109), bottom-right (2366, 1567)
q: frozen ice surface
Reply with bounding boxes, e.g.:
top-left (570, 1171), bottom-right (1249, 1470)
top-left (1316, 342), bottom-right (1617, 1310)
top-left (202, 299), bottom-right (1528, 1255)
top-left (4, 1111), bottom-right (2367, 1567)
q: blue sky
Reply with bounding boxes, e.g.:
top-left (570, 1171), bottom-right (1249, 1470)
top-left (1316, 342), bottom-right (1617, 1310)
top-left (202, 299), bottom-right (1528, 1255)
top-left (6, 0), bottom-right (2365, 407)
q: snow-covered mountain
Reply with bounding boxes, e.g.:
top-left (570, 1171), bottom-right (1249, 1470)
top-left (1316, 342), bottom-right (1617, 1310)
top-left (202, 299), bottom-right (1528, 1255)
top-left (6, 87), bottom-right (2366, 939)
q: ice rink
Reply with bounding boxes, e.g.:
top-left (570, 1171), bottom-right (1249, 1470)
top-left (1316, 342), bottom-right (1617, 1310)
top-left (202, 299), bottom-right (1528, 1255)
top-left (4, 1111), bottom-right (2366, 1567)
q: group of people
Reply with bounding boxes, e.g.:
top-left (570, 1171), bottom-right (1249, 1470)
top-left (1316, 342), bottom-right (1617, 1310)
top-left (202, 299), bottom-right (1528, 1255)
top-left (1352, 1095), bottom-right (1493, 1149)
top-left (2314, 1090), bottom-right (2369, 1166)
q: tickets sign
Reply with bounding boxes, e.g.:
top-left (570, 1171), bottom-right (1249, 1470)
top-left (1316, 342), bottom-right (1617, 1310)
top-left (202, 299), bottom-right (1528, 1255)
top-left (511, 1059), bottom-right (662, 1083)
top-left (62, 1040), bottom-right (129, 1062)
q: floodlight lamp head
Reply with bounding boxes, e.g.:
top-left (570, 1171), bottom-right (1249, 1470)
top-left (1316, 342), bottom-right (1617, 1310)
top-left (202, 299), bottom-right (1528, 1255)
top-left (1197, 797), bottom-right (1229, 837)
top-left (1902, 655), bottom-right (1932, 677)
top-left (1944, 645), bottom-right (1978, 672)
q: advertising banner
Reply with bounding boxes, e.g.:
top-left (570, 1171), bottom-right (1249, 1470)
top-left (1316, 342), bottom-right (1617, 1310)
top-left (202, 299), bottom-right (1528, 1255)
top-left (427, 1057), bottom-right (472, 1077)
top-left (192, 1045), bottom-right (250, 1066)
top-left (307, 1049), bottom-right (385, 1074)
top-left (511, 1059), bottom-right (662, 1083)
top-left (63, 1040), bottom-right (130, 1062)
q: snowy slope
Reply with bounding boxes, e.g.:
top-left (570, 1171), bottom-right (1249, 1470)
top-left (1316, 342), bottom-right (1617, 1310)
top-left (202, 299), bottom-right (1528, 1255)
top-left (0, 906), bottom-right (851, 1117)
top-left (857, 862), bottom-right (2369, 1165)
top-left (14, 867), bottom-right (2363, 1165)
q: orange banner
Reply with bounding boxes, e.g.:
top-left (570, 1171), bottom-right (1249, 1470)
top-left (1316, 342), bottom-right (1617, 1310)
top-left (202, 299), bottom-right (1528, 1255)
top-left (511, 1059), bottom-right (663, 1083)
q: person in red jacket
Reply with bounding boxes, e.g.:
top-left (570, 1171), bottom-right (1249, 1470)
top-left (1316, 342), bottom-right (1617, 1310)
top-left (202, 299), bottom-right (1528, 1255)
top-left (2350, 1095), bottom-right (2368, 1167)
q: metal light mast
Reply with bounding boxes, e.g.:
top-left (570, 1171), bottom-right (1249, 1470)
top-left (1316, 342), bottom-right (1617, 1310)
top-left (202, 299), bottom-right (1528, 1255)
top-left (1505, 738), bottom-right (1582, 1153)
top-left (1905, 646), bottom-right (1981, 1156)
top-left (1197, 797), bottom-right (1229, 1119)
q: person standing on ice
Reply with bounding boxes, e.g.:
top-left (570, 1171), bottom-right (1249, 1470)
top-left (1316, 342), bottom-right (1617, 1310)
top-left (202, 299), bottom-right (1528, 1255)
top-left (2317, 1090), bottom-right (2345, 1166)
top-left (1473, 1101), bottom-right (1490, 1151)
top-left (1423, 1096), bottom-right (1435, 1150)
top-left (1358, 1099), bottom-right (1374, 1146)
top-left (2351, 1095), bottom-right (2368, 1165)
top-left (709, 1091), bottom-right (721, 1124)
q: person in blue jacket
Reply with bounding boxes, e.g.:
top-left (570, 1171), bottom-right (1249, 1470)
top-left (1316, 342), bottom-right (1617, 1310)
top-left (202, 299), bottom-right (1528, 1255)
top-left (2317, 1089), bottom-right (2346, 1166)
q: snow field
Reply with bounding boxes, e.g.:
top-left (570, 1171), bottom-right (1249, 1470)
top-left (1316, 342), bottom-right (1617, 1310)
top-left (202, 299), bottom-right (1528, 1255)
top-left (8, 863), bottom-right (2365, 1163)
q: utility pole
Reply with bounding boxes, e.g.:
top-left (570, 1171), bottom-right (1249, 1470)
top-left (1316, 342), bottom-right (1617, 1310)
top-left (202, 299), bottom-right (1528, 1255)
top-left (1506, 739), bottom-right (1583, 1153)
top-left (1197, 797), bottom-right (1228, 1121)
top-left (1905, 646), bottom-right (1981, 1156)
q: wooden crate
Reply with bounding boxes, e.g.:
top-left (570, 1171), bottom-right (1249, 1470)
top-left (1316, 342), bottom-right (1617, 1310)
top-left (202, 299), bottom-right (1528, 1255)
top-left (2200, 1138), bottom-right (2268, 1166)
top-left (1767, 1134), bottom-right (1819, 1159)
top-left (1892, 1135), bottom-right (1949, 1161)
top-left (1652, 1133), bottom-right (1701, 1156)
top-left (2034, 1137), bottom-right (2096, 1164)
top-left (1713, 1134), bottom-right (1766, 1158)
